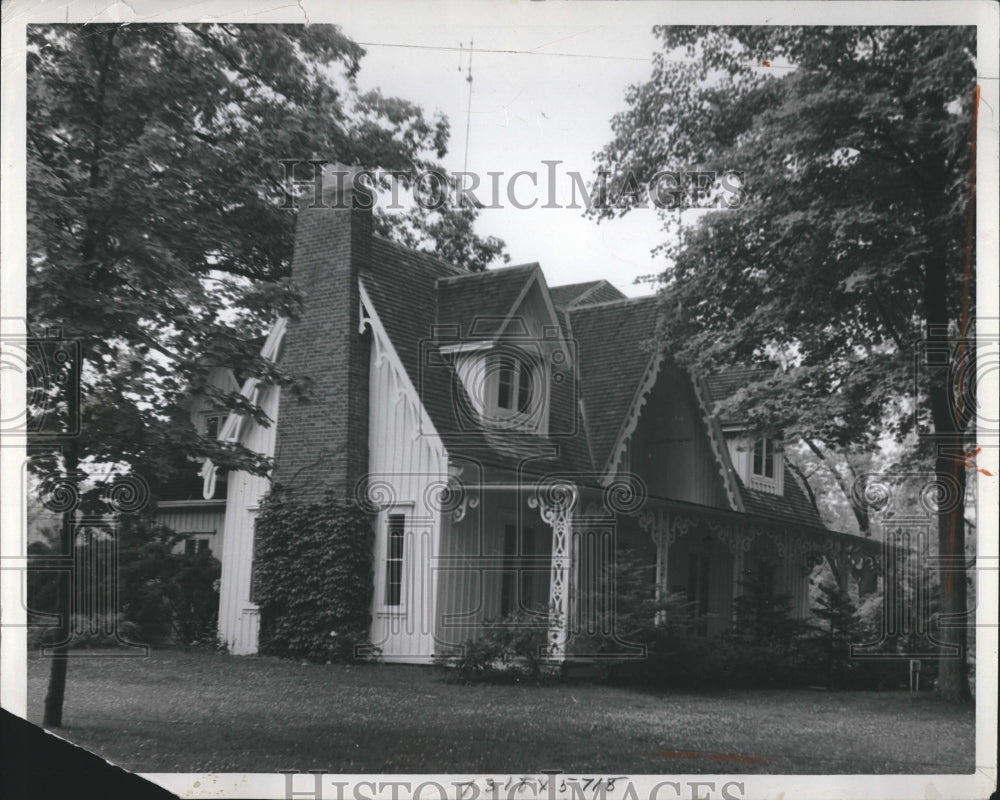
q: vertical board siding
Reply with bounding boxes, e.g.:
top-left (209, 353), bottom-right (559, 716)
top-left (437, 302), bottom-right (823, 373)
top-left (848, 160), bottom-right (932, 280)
top-left (156, 505), bottom-right (226, 555)
top-left (634, 370), bottom-right (729, 509)
top-left (367, 339), bottom-right (447, 663)
top-left (217, 385), bottom-right (278, 655)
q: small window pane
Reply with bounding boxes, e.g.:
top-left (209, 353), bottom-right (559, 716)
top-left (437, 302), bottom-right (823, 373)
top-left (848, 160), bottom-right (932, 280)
top-left (752, 439), bottom-right (764, 475)
top-left (517, 361), bottom-right (532, 413)
top-left (386, 514), bottom-right (405, 607)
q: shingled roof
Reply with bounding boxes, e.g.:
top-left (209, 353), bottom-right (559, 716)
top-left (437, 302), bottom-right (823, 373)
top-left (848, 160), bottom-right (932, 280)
top-left (436, 264), bottom-right (539, 338)
top-left (364, 240), bottom-right (592, 479)
top-left (702, 366), bottom-right (774, 426)
top-left (739, 467), bottom-right (824, 528)
top-left (566, 296), bottom-right (662, 474)
top-left (549, 280), bottom-right (626, 308)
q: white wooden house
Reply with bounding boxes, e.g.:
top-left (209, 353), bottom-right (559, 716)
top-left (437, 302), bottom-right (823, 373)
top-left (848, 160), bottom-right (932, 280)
top-left (182, 175), bottom-right (880, 662)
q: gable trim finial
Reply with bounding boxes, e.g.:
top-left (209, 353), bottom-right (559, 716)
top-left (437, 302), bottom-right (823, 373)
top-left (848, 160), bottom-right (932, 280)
top-left (689, 372), bottom-right (746, 513)
top-left (358, 279), bottom-right (446, 462)
top-left (601, 348), bottom-right (664, 486)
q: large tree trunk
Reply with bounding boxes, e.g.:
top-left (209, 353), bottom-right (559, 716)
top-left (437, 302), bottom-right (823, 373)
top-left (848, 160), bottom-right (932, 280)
top-left (42, 443), bottom-right (76, 727)
top-left (923, 209), bottom-right (972, 703)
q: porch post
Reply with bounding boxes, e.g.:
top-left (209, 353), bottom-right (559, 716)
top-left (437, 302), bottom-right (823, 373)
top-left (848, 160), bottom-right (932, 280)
top-left (529, 483), bottom-right (578, 661)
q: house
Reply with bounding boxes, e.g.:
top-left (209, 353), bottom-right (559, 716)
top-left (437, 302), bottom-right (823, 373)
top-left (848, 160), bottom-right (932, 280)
top-left (186, 172), bottom-right (882, 662)
top-left (154, 365), bottom-right (237, 557)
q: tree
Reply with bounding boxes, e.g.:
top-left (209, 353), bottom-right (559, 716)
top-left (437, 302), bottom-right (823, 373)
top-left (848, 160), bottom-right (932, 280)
top-left (593, 27), bottom-right (977, 700)
top-left (26, 23), bottom-right (507, 726)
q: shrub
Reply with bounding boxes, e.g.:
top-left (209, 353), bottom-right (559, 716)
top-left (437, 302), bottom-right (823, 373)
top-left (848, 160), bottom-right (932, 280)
top-left (252, 486), bottom-right (374, 663)
top-left (27, 516), bottom-right (221, 647)
top-left (568, 547), bottom-right (707, 687)
top-left (435, 610), bottom-right (553, 682)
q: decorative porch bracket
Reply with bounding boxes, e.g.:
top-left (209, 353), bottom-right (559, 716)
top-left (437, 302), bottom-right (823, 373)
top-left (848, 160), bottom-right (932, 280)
top-left (528, 482), bottom-right (578, 661)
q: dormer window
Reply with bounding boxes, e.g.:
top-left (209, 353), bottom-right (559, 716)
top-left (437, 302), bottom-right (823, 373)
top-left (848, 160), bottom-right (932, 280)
top-left (496, 353), bottom-right (533, 414)
top-left (752, 437), bottom-right (776, 479)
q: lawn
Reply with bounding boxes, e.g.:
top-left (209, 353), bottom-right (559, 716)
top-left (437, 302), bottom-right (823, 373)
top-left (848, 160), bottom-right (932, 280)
top-left (26, 648), bottom-right (975, 774)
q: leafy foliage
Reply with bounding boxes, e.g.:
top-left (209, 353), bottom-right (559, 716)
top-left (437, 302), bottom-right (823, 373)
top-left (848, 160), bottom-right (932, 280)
top-left (27, 516), bottom-right (221, 647)
top-left (26, 23), bottom-right (508, 486)
top-left (593, 25), bottom-right (976, 700)
top-left (252, 486), bottom-right (374, 662)
top-left (435, 610), bottom-right (553, 683)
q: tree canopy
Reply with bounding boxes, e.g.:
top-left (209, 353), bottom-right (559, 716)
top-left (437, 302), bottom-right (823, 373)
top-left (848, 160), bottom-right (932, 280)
top-left (25, 22), bottom-right (507, 726)
top-left (27, 23), bottom-right (507, 488)
top-left (593, 26), bottom-right (978, 701)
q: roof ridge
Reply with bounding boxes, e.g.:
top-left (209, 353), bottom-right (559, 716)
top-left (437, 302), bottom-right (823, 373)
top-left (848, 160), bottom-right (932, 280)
top-left (436, 262), bottom-right (539, 284)
top-left (566, 294), bottom-right (658, 311)
top-left (372, 234), bottom-right (465, 277)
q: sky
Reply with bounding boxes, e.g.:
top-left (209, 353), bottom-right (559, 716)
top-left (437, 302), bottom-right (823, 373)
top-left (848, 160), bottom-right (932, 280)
top-left (335, 5), bottom-right (671, 296)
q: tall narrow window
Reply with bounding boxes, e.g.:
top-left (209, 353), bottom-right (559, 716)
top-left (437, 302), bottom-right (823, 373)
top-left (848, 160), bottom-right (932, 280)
top-left (516, 360), bottom-right (532, 413)
top-left (752, 438), bottom-right (776, 479)
top-left (497, 357), bottom-right (515, 410)
top-left (385, 514), bottom-right (406, 607)
top-left (686, 553), bottom-right (711, 636)
top-left (493, 352), bottom-right (534, 416)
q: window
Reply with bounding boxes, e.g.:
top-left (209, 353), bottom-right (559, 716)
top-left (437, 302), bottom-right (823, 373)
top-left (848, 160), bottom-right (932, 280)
top-left (500, 523), bottom-right (540, 615)
top-left (384, 513), bottom-right (406, 607)
top-left (204, 413), bottom-right (226, 439)
top-left (752, 437), bottom-right (776, 479)
top-left (493, 353), bottom-right (533, 414)
top-left (184, 536), bottom-right (212, 556)
top-left (686, 553), bottom-right (710, 636)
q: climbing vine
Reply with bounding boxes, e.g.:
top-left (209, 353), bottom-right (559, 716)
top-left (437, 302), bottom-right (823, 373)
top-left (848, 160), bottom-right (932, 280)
top-left (252, 485), bottom-right (375, 661)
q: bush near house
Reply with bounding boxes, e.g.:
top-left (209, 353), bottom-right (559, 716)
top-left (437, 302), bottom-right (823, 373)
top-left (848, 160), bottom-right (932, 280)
top-left (27, 516), bottom-right (221, 648)
top-left (438, 548), bottom-right (917, 691)
top-left (252, 486), bottom-right (375, 663)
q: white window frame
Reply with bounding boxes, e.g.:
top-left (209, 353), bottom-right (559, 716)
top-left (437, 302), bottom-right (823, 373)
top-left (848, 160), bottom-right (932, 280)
top-left (485, 350), bottom-right (546, 431)
top-left (376, 504), bottom-right (413, 615)
top-left (749, 437), bottom-right (783, 493)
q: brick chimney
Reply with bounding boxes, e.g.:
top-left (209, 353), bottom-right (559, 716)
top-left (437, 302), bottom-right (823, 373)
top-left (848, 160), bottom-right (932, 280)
top-left (273, 164), bottom-right (372, 503)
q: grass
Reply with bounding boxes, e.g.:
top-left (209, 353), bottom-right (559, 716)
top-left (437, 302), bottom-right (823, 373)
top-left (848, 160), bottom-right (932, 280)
top-left (27, 648), bottom-right (975, 774)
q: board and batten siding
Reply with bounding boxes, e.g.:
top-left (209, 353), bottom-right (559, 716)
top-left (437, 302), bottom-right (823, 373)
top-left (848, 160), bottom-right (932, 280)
top-left (632, 370), bottom-right (730, 509)
top-left (156, 502), bottom-right (226, 553)
top-left (366, 317), bottom-right (448, 663)
top-left (216, 384), bottom-right (279, 655)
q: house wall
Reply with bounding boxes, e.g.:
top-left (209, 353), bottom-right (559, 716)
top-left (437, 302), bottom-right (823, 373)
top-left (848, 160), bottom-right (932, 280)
top-left (366, 307), bottom-right (448, 663)
top-left (216, 384), bottom-right (279, 655)
top-left (435, 491), bottom-right (551, 651)
top-left (632, 369), bottom-right (730, 508)
top-left (156, 501), bottom-right (226, 556)
top-left (664, 530), bottom-right (735, 639)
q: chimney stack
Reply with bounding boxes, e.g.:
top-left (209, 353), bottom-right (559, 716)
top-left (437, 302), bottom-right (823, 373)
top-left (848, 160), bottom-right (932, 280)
top-left (273, 163), bottom-right (372, 503)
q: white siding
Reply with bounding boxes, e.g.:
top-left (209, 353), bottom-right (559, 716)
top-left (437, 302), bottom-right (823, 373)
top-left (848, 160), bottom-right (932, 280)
top-left (156, 503), bottom-right (226, 556)
top-left (366, 336), bottom-right (447, 663)
top-left (216, 385), bottom-right (278, 655)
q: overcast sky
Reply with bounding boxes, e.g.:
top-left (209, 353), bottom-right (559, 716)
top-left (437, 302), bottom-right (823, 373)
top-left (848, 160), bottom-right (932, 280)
top-left (339, 5), bottom-right (669, 296)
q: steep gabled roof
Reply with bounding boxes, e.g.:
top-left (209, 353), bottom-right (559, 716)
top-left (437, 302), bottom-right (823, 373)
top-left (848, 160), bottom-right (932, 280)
top-left (436, 263), bottom-right (539, 338)
top-left (703, 366), bottom-right (773, 426)
top-left (364, 243), bottom-right (592, 479)
top-left (567, 296), bottom-right (662, 476)
top-left (549, 280), bottom-right (626, 309)
top-left (738, 466), bottom-right (824, 529)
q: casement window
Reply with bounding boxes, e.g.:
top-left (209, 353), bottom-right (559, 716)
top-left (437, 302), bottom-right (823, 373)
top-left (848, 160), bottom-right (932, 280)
top-left (203, 413), bottom-right (226, 439)
top-left (184, 535), bottom-right (212, 556)
top-left (248, 509), bottom-right (260, 606)
top-left (384, 513), bottom-right (406, 608)
top-left (752, 437), bottom-right (776, 479)
top-left (494, 352), bottom-right (534, 414)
